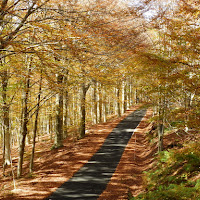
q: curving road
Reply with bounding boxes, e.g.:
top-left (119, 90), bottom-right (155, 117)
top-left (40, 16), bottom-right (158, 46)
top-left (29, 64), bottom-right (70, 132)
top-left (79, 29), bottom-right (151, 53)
top-left (45, 108), bottom-right (146, 200)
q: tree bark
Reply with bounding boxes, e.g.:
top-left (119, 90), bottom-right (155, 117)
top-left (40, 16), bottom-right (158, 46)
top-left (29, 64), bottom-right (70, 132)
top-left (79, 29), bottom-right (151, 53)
top-left (1, 69), bottom-right (11, 175)
top-left (99, 84), bottom-right (103, 123)
top-left (79, 83), bottom-right (90, 139)
top-left (54, 74), bottom-right (64, 148)
top-left (102, 87), bottom-right (107, 122)
top-left (30, 72), bottom-right (42, 173)
top-left (63, 76), bottom-right (69, 138)
top-left (93, 81), bottom-right (98, 124)
top-left (17, 66), bottom-right (31, 178)
top-left (123, 81), bottom-right (127, 112)
top-left (121, 81), bottom-right (125, 114)
top-left (135, 88), bottom-right (138, 104)
top-left (117, 86), bottom-right (121, 117)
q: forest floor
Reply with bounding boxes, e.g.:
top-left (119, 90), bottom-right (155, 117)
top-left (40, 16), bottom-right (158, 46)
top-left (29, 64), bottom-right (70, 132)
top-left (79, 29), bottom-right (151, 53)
top-left (0, 105), bottom-right (156, 200)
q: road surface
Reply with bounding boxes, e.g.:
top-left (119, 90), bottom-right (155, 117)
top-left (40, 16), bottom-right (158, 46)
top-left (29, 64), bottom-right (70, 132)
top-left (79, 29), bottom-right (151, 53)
top-left (45, 108), bottom-right (146, 200)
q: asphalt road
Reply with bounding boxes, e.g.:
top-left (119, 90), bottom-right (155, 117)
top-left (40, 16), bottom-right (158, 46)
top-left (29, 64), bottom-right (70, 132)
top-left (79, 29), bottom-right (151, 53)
top-left (45, 108), bottom-right (146, 200)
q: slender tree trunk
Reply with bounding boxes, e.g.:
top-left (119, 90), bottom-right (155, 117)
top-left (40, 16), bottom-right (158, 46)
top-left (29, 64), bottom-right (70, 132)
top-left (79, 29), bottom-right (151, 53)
top-left (96, 83), bottom-right (100, 123)
top-left (1, 69), bottom-right (11, 175)
top-left (99, 84), bottom-right (103, 123)
top-left (121, 81), bottom-right (125, 114)
top-left (127, 79), bottom-right (131, 109)
top-left (107, 96), bottom-right (112, 116)
top-left (18, 134), bottom-right (26, 178)
top-left (117, 86), bottom-right (121, 117)
top-left (29, 73), bottom-right (42, 173)
top-left (130, 78), bottom-right (134, 106)
top-left (49, 114), bottom-right (53, 141)
top-left (63, 76), bottom-right (69, 138)
top-left (79, 83), bottom-right (90, 139)
top-left (93, 81), bottom-right (98, 124)
top-left (17, 66), bottom-right (31, 178)
top-left (63, 89), bottom-right (68, 138)
top-left (102, 87), bottom-right (107, 122)
top-left (47, 100), bottom-right (53, 141)
top-left (54, 74), bottom-right (64, 148)
top-left (135, 88), bottom-right (138, 104)
top-left (124, 81), bottom-right (127, 112)
top-left (72, 93), bottom-right (76, 126)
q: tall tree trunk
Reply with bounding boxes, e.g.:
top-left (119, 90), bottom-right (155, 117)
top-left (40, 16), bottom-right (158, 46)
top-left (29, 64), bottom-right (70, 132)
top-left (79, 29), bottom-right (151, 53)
top-left (93, 81), bottom-right (98, 124)
top-left (135, 88), bottom-right (138, 104)
top-left (79, 83), bottom-right (90, 139)
top-left (29, 72), bottom-right (42, 173)
top-left (54, 74), bottom-right (64, 148)
top-left (49, 114), bottom-right (53, 141)
top-left (63, 76), bottom-right (69, 138)
top-left (17, 66), bottom-right (31, 178)
top-left (99, 84), bottom-right (103, 123)
top-left (129, 78), bottom-right (134, 107)
top-left (121, 81), bottom-right (125, 114)
top-left (72, 92), bottom-right (76, 126)
top-left (47, 100), bottom-right (53, 141)
top-left (124, 81), bottom-right (127, 112)
top-left (117, 86), bottom-right (121, 117)
top-left (1, 69), bottom-right (11, 175)
top-left (127, 79), bottom-right (131, 109)
top-left (102, 87), bottom-right (107, 122)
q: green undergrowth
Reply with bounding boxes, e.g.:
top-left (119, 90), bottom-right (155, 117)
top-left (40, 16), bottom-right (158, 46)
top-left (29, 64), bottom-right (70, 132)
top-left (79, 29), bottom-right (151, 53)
top-left (131, 141), bottom-right (200, 200)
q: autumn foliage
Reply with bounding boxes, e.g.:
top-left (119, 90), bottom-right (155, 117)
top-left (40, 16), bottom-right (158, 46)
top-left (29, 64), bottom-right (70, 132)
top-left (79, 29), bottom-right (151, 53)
top-left (0, 0), bottom-right (200, 199)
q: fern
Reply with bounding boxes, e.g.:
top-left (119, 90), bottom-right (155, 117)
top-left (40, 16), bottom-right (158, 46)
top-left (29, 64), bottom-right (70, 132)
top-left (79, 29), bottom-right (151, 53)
top-left (131, 141), bottom-right (200, 200)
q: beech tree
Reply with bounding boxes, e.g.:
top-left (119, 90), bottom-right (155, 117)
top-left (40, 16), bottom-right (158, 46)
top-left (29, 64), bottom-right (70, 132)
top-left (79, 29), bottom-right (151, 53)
top-left (1, 60), bottom-right (10, 174)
